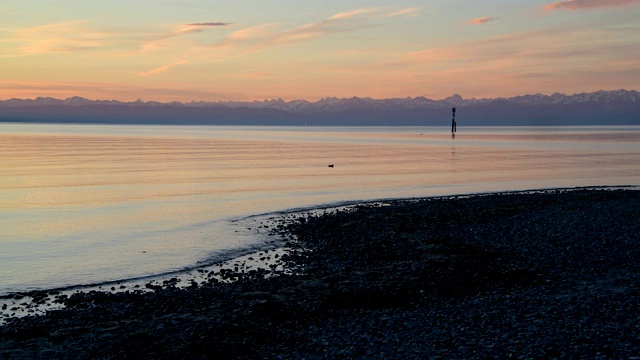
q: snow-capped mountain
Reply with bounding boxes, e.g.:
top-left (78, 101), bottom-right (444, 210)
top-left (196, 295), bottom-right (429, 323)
top-left (1, 89), bottom-right (638, 126)
top-left (1, 89), bottom-right (638, 111)
top-left (505, 90), bottom-right (640, 106)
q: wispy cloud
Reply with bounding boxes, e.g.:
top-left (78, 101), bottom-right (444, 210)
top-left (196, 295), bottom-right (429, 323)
top-left (364, 22), bottom-right (640, 87)
top-left (187, 22), bottom-right (232, 27)
top-left (382, 8), bottom-right (422, 18)
top-left (328, 7), bottom-right (383, 21)
top-left (137, 60), bottom-right (187, 77)
top-left (542, 0), bottom-right (639, 11)
top-left (134, 21), bottom-right (232, 53)
top-left (360, 21), bottom-right (640, 97)
top-left (1, 21), bottom-right (121, 57)
top-left (212, 7), bottom-right (420, 55)
top-left (468, 16), bottom-right (499, 24)
top-left (0, 80), bottom-right (244, 101)
top-left (0, 20), bottom-right (232, 58)
top-left (176, 22), bottom-right (232, 35)
top-left (223, 23), bottom-right (278, 43)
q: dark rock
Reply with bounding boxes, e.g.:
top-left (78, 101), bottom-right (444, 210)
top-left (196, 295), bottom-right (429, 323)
top-left (1, 188), bottom-right (639, 359)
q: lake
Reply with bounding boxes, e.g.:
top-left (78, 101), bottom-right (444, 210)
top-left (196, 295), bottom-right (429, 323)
top-left (1, 124), bottom-right (639, 295)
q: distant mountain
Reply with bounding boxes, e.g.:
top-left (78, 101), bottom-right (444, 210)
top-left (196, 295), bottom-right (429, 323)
top-left (1, 89), bottom-right (639, 126)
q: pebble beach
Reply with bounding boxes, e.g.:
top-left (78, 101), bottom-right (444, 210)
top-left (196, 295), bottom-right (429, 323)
top-left (1, 187), bottom-right (639, 359)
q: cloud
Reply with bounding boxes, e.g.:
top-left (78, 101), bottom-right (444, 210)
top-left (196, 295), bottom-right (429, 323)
top-left (468, 17), bottom-right (499, 24)
top-left (137, 60), bottom-right (187, 77)
top-left (0, 80), bottom-right (245, 102)
top-left (1, 21), bottom-right (122, 57)
top-left (328, 7), bottom-right (421, 20)
top-left (121, 21), bottom-right (233, 55)
top-left (359, 22), bottom-right (640, 97)
top-left (542, 0), bottom-right (639, 11)
top-left (187, 22), bottom-right (232, 27)
top-left (0, 19), bottom-right (234, 58)
top-left (213, 7), bottom-right (418, 54)
top-left (146, 22), bottom-right (231, 43)
top-left (328, 7), bottom-right (383, 21)
top-left (176, 22), bottom-right (232, 35)
top-left (224, 23), bottom-right (278, 42)
top-left (382, 8), bottom-right (422, 18)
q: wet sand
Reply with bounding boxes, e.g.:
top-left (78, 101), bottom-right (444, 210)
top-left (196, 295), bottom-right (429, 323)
top-left (1, 188), bottom-right (639, 359)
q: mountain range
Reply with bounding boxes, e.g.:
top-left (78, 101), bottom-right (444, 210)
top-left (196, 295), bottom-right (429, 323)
top-left (1, 89), bottom-right (639, 126)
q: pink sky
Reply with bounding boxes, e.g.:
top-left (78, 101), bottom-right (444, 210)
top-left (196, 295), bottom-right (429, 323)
top-left (1, 1), bottom-right (639, 102)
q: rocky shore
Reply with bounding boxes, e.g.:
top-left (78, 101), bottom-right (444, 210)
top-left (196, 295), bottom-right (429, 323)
top-left (1, 188), bottom-right (640, 359)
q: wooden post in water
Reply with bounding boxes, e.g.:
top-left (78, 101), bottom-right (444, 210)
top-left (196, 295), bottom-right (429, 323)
top-left (451, 107), bottom-right (457, 134)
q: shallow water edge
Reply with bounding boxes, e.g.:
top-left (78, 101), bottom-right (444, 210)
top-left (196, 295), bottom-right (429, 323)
top-left (2, 185), bottom-right (637, 323)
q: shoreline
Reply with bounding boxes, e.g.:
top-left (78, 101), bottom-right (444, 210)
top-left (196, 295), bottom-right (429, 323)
top-left (2, 186), bottom-right (634, 305)
top-left (2, 187), bottom-right (640, 358)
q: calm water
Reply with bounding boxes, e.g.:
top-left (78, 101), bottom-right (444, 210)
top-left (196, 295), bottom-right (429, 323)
top-left (1, 124), bottom-right (639, 295)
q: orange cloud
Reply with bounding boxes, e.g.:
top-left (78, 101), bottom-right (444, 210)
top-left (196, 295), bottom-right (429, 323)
top-left (214, 6), bottom-right (422, 53)
top-left (186, 22), bottom-right (232, 27)
top-left (0, 19), bottom-right (233, 58)
top-left (132, 22), bottom-right (232, 54)
top-left (225, 23), bottom-right (278, 43)
top-left (0, 80), bottom-right (244, 102)
top-left (328, 7), bottom-right (383, 21)
top-left (468, 17), bottom-right (499, 24)
top-left (369, 26), bottom-right (599, 76)
top-left (382, 8), bottom-right (422, 17)
top-left (1, 21), bottom-right (119, 57)
top-left (542, 0), bottom-right (639, 11)
top-left (137, 60), bottom-right (187, 77)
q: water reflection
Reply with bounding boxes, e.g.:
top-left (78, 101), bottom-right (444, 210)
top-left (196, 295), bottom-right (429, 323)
top-left (1, 124), bottom-right (639, 293)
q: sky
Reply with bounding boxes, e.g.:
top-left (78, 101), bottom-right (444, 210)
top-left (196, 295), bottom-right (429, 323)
top-left (1, 0), bottom-right (639, 102)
